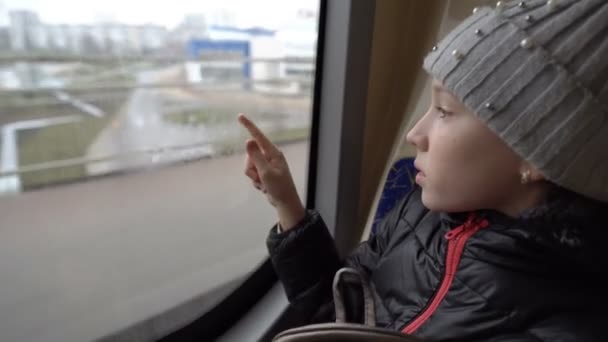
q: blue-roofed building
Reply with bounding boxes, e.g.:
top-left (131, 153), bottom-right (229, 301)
top-left (184, 24), bottom-right (313, 94)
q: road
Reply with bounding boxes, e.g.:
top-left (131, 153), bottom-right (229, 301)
top-left (0, 141), bottom-right (309, 342)
top-left (86, 69), bottom-right (215, 176)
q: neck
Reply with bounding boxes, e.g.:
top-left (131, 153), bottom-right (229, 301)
top-left (498, 182), bottom-right (552, 218)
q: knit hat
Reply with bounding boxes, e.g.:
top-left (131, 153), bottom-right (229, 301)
top-left (423, 0), bottom-right (608, 203)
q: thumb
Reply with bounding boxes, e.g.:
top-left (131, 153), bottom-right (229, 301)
top-left (246, 140), bottom-right (269, 172)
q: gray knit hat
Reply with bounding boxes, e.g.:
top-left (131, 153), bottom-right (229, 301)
top-left (423, 0), bottom-right (608, 203)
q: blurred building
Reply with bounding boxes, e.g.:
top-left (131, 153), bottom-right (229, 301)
top-left (9, 10), bottom-right (41, 50)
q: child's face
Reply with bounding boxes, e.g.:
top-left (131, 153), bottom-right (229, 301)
top-left (406, 79), bottom-right (530, 215)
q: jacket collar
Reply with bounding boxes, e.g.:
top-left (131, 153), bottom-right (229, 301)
top-left (439, 187), bottom-right (608, 275)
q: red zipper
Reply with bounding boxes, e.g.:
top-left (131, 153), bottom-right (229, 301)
top-left (401, 213), bottom-right (489, 335)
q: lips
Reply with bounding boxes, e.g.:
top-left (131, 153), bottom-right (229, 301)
top-left (414, 161), bottom-right (426, 184)
top-left (414, 161), bottom-right (425, 176)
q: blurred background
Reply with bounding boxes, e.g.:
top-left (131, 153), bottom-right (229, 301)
top-left (0, 1), bottom-right (317, 341)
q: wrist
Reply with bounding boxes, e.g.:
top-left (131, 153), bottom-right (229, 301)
top-left (276, 200), bottom-right (306, 231)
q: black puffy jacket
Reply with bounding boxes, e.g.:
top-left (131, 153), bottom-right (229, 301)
top-left (267, 186), bottom-right (608, 341)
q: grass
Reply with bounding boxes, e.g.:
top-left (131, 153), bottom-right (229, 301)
top-left (10, 96), bottom-right (309, 190)
top-left (0, 93), bottom-right (60, 116)
top-left (163, 108), bottom-right (236, 126)
top-left (214, 126), bottom-right (310, 156)
top-left (165, 107), bottom-right (309, 154)
top-left (70, 73), bottom-right (136, 89)
top-left (163, 108), bottom-right (292, 127)
top-left (16, 96), bottom-right (127, 190)
top-left (267, 127), bottom-right (310, 143)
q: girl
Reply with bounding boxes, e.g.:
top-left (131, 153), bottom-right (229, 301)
top-left (238, 0), bottom-right (608, 340)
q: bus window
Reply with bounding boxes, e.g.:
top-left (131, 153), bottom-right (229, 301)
top-left (0, 0), bottom-right (319, 341)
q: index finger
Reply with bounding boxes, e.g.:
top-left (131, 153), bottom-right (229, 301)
top-left (238, 113), bottom-right (280, 154)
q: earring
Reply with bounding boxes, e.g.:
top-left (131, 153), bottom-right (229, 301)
top-left (520, 170), bottom-right (531, 184)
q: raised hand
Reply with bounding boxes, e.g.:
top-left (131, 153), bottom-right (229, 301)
top-left (238, 113), bottom-right (306, 230)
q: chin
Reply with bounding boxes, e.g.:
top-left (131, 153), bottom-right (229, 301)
top-left (420, 189), bottom-right (462, 212)
top-left (420, 190), bottom-right (441, 211)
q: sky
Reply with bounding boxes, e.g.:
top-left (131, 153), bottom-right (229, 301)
top-left (0, 0), bottom-right (319, 29)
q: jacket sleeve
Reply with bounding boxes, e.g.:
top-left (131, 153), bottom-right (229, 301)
top-left (266, 187), bottom-right (420, 324)
top-left (266, 210), bottom-right (341, 323)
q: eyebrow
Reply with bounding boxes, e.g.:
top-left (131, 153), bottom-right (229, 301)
top-left (432, 84), bottom-right (449, 95)
top-left (432, 83), bottom-right (462, 109)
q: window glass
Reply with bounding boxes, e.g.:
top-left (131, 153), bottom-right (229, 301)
top-left (0, 0), bottom-right (318, 340)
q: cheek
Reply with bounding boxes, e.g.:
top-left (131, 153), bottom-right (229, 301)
top-left (421, 133), bottom-right (475, 210)
top-left (426, 128), bottom-right (475, 185)
top-left (421, 123), bottom-right (519, 211)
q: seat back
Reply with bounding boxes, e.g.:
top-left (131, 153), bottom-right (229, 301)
top-left (370, 157), bottom-right (416, 234)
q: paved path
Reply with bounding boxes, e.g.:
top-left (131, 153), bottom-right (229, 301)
top-left (86, 70), bottom-right (215, 176)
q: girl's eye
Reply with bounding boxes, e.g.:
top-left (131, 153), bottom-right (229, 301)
top-left (436, 107), bottom-right (451, 118)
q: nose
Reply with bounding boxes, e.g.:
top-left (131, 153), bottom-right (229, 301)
top-left (406, 111), bottom-right (429, 151)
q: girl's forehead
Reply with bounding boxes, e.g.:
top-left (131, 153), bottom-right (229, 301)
top-left (431, 79), bottom-right (452, 95)
top-left (431, 81), bottom-right (458, 101)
